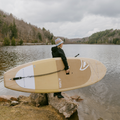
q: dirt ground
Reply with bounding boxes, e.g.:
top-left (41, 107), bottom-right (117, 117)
top-left (0, 95), bottom-right (79, 120)
top-left (0, 102), bottom-right (67, 120)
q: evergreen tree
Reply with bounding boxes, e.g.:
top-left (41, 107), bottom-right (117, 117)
top-left (42, 27), bottom-right (46, 31)
top-left (37, 32), bottom-right (42, 41)
top-left (3, 37), bottom-right (10, 46)
top-left (50, 33), bottom-right (53, 40)
top-left (51, 39), bottom-right (55, 44)
top-left (11, 37), bottom-right (16, 46)
top-left (113, 38), bottom-right (120, 44)
top-left (2, 23), bottom-right (9, 37)
top-left (9, 20), bottom-right (18, 39)
top-left (19, 39), bottom-right (23, 45)
top-left (0, 19), bottom-right (3, 27)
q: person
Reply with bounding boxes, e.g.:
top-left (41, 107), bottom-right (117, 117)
top-left (51, 38), bottom-right (70, 98)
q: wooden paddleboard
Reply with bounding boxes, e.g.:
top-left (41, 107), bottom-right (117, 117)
top-left (4, 57), bottom-right (106, 93)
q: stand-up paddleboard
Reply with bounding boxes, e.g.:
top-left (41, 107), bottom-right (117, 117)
top-left (4, 58), bottom-right (106, 93)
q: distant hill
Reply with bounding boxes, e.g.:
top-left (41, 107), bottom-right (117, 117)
top-left (0, 9), bottom-right (54, 45)
top-left (69, 29), bottom-right (120, 44)
top-left (68, 37), bottom-right (89, 44)
top-left (1, 9), bottom-right (120, 45)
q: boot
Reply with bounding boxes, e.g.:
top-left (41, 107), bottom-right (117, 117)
top-left (54, 93), bottom-right (58, 97)
top-left (54, 92), bottom-right (64, 98)
top-left (57, 94), bottom-right (64, 98)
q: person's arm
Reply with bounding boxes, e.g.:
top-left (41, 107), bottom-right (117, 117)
top-left (58, 48), bottom-right (69, 70)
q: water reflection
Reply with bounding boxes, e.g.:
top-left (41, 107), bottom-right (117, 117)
top-left (0, 45), bottom-right (120, 120)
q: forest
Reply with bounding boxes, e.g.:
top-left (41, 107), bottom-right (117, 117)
top-left (0, 9), bottom-right (54, 46)
top-left (77, 29), bottom-right (120, 45)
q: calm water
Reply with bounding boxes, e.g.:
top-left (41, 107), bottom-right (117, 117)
top-left (0, 44), bottom-right (120, 120)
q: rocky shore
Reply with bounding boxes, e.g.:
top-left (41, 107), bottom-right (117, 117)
top-left (0, 93), bottom-right (83, 120)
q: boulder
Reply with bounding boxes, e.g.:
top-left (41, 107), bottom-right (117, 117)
top-left (18, 95), bottom-right (27, 100)
top-left (0, 95), bottom-right (18, 102)
top-left (30, 93), bottom-right (48, 107)
top-left (17, 95), bottom-right (30, 105)
top-left (48, 93), bottom-right (79, 118)
top-left (10, 101), bottom-right (19, 106)
top-left (70, 95), bottom-right (83, 102)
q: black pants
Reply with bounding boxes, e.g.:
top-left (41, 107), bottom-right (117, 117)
top-left (54, 92), bottom-right (61, 96)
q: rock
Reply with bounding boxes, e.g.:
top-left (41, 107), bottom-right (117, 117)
top-left (17, 95), bottom-right (30, 105)
top-left (1, 102), bottom-right (10, 106)
top-left (18, 95), bottom-right (29, 102)
top-left (30, 93), bottom-right (48, 107)
top-left (0, 95), bottom-right (18, 102)
top-left (10, 97), bottom-right (18, 101)
top-left (70, 95), bottom-right (83, 102)
top-left (48, 93), bottom-right (79, 118)
top-left (18, 95), bottom-right (26, 100)
top-left (10, 101), bottom-right (19, 106)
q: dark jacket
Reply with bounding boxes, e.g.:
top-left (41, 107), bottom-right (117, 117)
top-left (51, 46), bottom-right (69, 70)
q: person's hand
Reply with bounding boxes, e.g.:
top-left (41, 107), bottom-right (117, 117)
top-left (66, 69), bottom-right (70, 74)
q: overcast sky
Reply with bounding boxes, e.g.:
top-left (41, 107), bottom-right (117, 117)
top-left (0, 0), bottom-right (120, 38)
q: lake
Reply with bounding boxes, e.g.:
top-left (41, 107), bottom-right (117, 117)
top-left (0, 44), bottom-right (120, 120)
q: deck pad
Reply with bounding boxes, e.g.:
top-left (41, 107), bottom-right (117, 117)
top-left (15, 65), bottom-right (35, 89)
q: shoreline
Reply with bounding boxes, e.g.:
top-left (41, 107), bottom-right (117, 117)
top-left (0, 43), bottom-right (120, 46)
top-left (0, 94), bottom-right (79, 120)
top-left (0, 95), bottom-right (66, 120)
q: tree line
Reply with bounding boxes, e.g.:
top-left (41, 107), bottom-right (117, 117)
top-left (87, 29), bottom-right (120, 44)
top-left (76, 29), bottom-right (120, 45)
top-left (1, 20), bottom-right (20, 46)
top-left (0, 10), bottom-right (55, 46)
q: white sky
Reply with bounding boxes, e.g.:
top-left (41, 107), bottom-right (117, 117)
top-left (0, 0), bottom-right (120, 38)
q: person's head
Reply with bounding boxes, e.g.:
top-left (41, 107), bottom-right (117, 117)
top-left (55, 38), bottom-right (64, 48)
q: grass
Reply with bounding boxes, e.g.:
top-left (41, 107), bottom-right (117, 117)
top-left (0, 103), bottom-right (66, 120)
